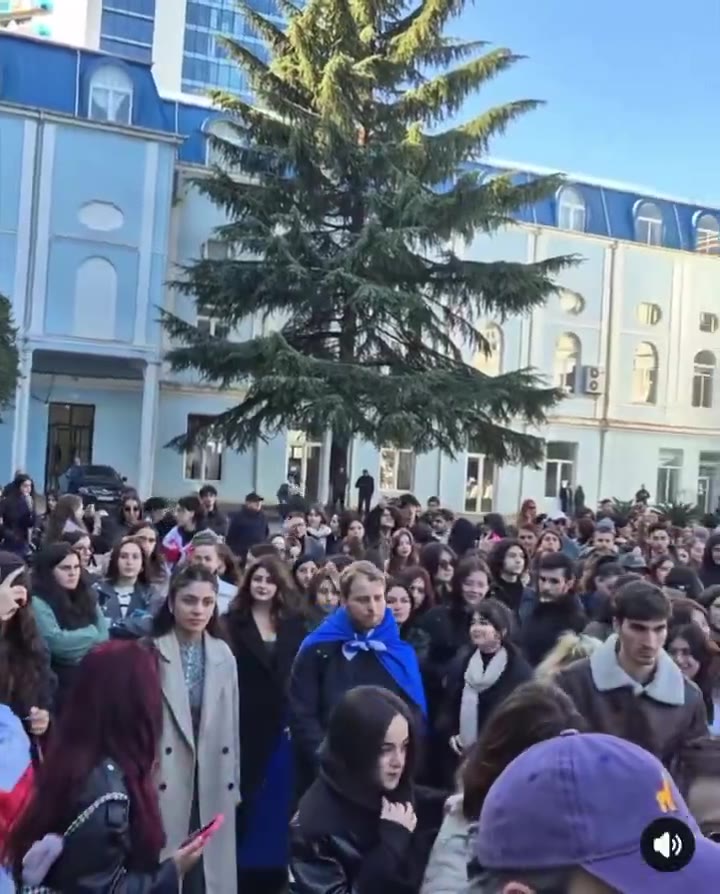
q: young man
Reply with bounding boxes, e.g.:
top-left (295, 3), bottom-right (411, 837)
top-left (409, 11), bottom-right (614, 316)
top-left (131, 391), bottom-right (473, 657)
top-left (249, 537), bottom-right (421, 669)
top-left (519, 552), bottom-right (585, 667)
top-left (198, 484), bottom-right (228, 538)
top-left (354, 469), bottom-right (375, 515)
top-left (591, 518), bottom-right (617, 554)
top-left (556, 581), bottom-right (707, 766)
top-left (469, 730), bottom-right (720, 893)
top-left (647, 522), bottom-right (672, 558)
top-left (226, 491), bottom-right (269, 560)
top-left (288, 561), bottom-right (425, 796)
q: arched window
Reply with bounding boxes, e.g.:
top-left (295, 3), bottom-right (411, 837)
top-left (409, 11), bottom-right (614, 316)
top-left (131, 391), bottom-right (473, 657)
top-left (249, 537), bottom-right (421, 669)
top-left (88, 66), bottom-right (133, 125)
top-left (634, 202), bottom-right (663, 246)
top-left (205, 118), bottom-right (242, 168)
top-left (695, 213), bottom-right (720, 254)
top-left (557, 186), bottom-right (586, 232)
top-left (473, 325), bottom-right (503, 376)
top-left (553, 333), bottom-right (581, 394)
top-left (631, 342), bottom-right (658, 404)
top-left (693, 351), bottom-right (716, 409)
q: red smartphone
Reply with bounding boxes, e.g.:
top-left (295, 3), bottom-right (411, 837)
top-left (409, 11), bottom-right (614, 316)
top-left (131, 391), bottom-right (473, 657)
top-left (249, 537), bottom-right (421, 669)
top-left (181, 814), bottom-right (224, 848)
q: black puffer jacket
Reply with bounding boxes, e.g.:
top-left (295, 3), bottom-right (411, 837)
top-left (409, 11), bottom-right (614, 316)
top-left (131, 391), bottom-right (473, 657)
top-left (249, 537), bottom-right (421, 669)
top-left (33, 759), bottom-right (177, 893)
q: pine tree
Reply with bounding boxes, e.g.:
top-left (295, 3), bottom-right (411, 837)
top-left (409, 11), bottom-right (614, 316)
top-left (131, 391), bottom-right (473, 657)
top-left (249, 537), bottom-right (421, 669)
top-left (162, 0), bottom-right (575, 478)
top-left (0, 295), bottom-right (19, 420)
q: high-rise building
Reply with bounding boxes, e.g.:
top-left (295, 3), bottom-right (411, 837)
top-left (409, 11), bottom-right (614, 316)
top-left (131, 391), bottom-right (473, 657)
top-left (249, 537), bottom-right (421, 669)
top-left (47, 0), bottom-right (278, 97)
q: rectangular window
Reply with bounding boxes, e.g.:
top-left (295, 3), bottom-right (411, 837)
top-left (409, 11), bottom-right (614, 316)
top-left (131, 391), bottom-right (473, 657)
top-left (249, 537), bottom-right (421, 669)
top-left (544, 442), bottom-right (576, 498)
top-left (656, 449), bottom-right (683, 503)
top-left (184, 415), bottom-right (223, 481)
top-left (379, 447), bottom-right (415, 492)
top-left (464, 455), bottom-right (495, 513)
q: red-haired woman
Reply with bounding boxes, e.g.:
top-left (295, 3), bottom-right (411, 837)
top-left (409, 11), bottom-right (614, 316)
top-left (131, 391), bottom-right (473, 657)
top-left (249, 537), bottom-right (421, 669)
top-left (151, 565), bottom-right (240, 894)
top-left (3, 640), bottom-right (205, 891)
top-left (0, 554), bottom-right (54, 739)
top-left (224, 555), bottom-right (307, 894)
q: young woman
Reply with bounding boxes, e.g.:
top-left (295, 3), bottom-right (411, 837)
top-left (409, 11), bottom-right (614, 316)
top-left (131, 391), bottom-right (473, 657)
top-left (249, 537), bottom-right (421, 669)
top-left (395, 565), bottom-right (434, 618)
top-left (1, 474), bottom-right (36, 555)
top-left (306, 506), bottom-right (332, 555)
top-left (162, 496), bottom-right (207, 568)
top-left (699, 533), bottom-right (720, 588)
top-left (700, 585), bottom-right (720, 645)
top-left (305, 567), bottom-right (340, 629)
top-left (419, 542), bottom-right (456, 605)
top-left (386, 529), bottom-right (418, 576)
top-left (290, 686), bottom-right (443, 894)
top-left (339, 513), bottom-right (366, 560)
top-left (3, 640), bottom-right (205, 891)
top-left (188, 530), bottom-right (239, 614)
top-left (0, 556), bottom-right (54, 738)
top-left (440, 599), bottom-right (531, 772)
top-left (667, 623), bottom-right (719, 725)
top-left (61, 529), bottom-right (101, 580)
top-left (44, 494), bottom-right (86, 543)
top-left (292, 555), bottom-right (319, 602)
top-left (534, 528), bottom-right (563, 558)
top-left (96, 536), bottom-right (153, 623)
top-left (386, 579), bottom-right (431, 662)
top-left (649, 553), bottom-right (675, 587)
top-left (420, 682), bottom-right (585, 894)
top-left (31, 543), bottom-right (108, 709)
top-left (364, 505), bottom-right (401, 566)
top-left (224, 555), bottom-right (308, 894)
top-left (289, 561), bottom-right (427, 797)
top-left (151, 565), bottom-right (240, 894)
top-left (128, 521), bottom-right (169, 598)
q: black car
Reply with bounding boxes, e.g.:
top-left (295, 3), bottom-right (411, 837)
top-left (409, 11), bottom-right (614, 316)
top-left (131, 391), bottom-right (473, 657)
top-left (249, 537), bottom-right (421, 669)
top-left (59, 464), bottom-right (127, 506)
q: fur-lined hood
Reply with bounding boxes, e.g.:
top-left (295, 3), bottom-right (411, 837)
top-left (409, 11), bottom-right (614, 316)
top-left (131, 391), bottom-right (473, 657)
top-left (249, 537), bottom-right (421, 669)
top-left (589, 633), bottom-right (685, 706)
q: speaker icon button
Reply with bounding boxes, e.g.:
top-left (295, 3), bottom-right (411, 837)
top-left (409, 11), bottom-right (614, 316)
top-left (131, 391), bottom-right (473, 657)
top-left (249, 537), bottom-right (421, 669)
top-left (640, 817), bottom-right (695, 872)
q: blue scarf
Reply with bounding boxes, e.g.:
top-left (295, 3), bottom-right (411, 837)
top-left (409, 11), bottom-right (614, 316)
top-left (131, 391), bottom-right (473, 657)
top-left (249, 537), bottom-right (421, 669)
top-left (300, 607), bottom-right (427, 715)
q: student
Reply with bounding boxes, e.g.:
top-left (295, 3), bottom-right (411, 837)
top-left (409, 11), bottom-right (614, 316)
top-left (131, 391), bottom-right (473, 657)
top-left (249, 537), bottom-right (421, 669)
top-left (289, 561), bottom-right (426, 796)
top-left (290, 687), bottom-right (443, 894)
top-left (556, 580), bottom-right (708, 767)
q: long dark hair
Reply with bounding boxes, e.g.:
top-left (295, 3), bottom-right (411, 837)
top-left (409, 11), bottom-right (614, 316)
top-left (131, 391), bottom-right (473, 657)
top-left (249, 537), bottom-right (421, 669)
top-left (152, 565), bottom-right (222, 638)
top-left (227, 554), bottom-right (296, 623)
top-left (44, 495), bottom-right (83, 544)
top-left (449, 556), bottom-right (491, 613)
top-left (667, 623), bottom-right (718, 721)
top-left (105, 536), bottom-right (150, 587)
top-left (0, 552), bottom-right (45, 713)
top-left (30, 543), bottom-right (97, 628)
top-left (461, 681), bottom-right (586, 820)
top-left (3, 641), bottom-right (165, 874)
top-left (324, 685), bottom-right (417, 801)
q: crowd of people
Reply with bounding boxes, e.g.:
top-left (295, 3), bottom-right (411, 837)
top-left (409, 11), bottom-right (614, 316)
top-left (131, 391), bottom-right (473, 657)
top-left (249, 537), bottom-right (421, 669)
top-left (1, 472), bottom-right (720, 892)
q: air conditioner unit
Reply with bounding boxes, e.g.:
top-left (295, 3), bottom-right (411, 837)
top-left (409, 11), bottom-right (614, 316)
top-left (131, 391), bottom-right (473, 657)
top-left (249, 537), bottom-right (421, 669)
top-left (582, 365), bottom-right (605, 396)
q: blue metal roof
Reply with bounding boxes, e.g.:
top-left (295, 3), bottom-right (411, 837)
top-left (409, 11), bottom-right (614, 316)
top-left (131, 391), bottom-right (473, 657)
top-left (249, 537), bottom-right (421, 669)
top-left (1, 30), bottom-right (718, 255)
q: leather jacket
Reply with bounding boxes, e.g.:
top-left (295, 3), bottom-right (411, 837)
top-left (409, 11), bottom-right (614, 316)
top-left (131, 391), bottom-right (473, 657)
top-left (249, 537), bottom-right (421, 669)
top-left (38, 759), bottom-right (178, 893)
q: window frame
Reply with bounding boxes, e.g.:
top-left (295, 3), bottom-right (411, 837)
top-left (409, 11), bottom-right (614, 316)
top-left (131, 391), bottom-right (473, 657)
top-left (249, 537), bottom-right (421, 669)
top-left (183, 414), bottom-right (224, 482)
top-left (553, 333), bottom-right (581, 394)
top-left (656, 449), bottom-right (683, 504)
top-left (88, 65), bottom-right (134, 125)
top-left (692, 351), bottom-right (716, 409)
top-left (634, 201), bottom-right (663, 247)
top-left (464, 453), bottom-right (495, 513)
top-left (631, 341), bottom-right (658, 405)
top-left (700, 312), bottom-right (719, 334)
top-left (695, 212), bottom-right (720, 255)
top-left (379, 447), bottom-right (416, 493)
top-left (473, 324), bottom-right (503, 376)
top-left (557, 186), bottom-right (586, 232)
top-left (544, 441), bottom-right (576, 499)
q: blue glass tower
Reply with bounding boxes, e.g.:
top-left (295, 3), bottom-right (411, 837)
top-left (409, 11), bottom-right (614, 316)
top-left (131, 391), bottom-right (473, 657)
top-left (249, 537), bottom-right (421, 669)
top-left (100, 0), bottom-right (155, 64)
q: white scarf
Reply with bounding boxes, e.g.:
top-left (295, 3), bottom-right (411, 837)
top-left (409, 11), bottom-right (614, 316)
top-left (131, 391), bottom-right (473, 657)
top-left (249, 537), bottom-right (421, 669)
top-left (459, 647), bottom-right (508, 749)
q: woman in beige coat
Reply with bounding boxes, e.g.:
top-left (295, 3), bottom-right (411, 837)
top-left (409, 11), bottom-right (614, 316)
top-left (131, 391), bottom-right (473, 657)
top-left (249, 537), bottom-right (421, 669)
top-left (151, 564), bottom-right (241, 894)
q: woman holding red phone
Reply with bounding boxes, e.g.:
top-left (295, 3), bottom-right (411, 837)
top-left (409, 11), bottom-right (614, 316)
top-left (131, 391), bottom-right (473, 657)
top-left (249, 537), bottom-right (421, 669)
top-left (3, 640), bottom-right (205, 891)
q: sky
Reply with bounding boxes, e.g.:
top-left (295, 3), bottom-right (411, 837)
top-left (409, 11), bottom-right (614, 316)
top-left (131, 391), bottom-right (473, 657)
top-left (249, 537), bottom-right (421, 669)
top-left (454, 0), bottom-right (720, 205)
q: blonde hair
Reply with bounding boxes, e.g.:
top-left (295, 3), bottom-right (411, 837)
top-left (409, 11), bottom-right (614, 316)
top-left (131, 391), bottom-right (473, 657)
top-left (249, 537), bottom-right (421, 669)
top-left (535, 632), bottom-right (602, 681)
top-left (339, 560), bottom-right (386, 600)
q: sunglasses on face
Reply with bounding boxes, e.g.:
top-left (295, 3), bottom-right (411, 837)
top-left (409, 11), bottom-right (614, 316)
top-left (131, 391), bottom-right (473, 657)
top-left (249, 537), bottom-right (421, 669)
top-left (124, 504), bottom-right (141, 513)
top-left (439, 559), bottom-right (454, 569)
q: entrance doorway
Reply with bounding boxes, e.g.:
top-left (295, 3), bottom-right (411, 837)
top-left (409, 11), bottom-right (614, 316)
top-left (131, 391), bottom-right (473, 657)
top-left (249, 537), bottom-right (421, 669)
top-left (287, 431), bottom-right (321, 502)
top-left (44, 403), bottom-right (95, 491)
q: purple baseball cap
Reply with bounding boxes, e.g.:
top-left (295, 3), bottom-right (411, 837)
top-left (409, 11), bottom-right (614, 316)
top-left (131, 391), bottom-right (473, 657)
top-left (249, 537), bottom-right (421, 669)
top-left (474, 730), bottom-right (720, 892)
